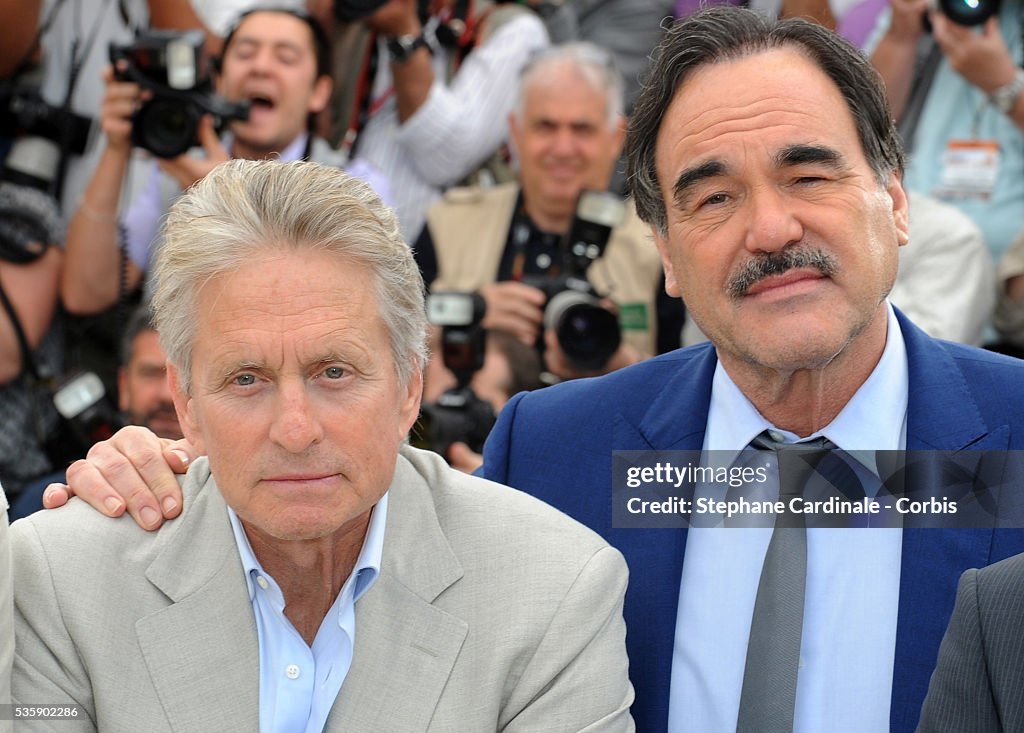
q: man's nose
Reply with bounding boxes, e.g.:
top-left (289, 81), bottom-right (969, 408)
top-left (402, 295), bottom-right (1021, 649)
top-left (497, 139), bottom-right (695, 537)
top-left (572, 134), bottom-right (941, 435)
top-left (550, 127), bottom-right (577, 156)
top-left (269, 381), bottom-right (325, 453)
top-left (743, 186), bottom-right (805, 254)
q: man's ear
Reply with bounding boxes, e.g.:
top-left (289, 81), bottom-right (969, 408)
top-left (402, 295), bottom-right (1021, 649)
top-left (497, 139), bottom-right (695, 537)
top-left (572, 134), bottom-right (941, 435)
top-left (168, 363), bottom-right (205, 454)
top-left (651, 226), bottom-right (681, 297)
top-left (888, 173), bottom-right (910, 247)
top-left (309, 74), bottom-right (333, 114)
top-left (400, 367), bottom-right (423, 438)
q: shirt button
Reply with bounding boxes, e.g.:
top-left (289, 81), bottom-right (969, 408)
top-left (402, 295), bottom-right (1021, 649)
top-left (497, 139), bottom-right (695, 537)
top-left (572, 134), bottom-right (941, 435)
top-left (256, 576), bottom-right (269, 590)
top-left (286, 664), bottom-right (300, 680)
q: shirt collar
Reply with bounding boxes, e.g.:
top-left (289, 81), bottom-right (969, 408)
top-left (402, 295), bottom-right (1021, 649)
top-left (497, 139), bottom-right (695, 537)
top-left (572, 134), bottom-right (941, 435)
top-left (705, 302), bottom-right (909, 461)
top-left (228, 490), bottom-right (388, 608)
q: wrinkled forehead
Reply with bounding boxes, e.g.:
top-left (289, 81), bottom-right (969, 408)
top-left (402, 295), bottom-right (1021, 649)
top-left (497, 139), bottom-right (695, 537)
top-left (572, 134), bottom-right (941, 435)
top-left (654, 47), bottom-right (859, 169)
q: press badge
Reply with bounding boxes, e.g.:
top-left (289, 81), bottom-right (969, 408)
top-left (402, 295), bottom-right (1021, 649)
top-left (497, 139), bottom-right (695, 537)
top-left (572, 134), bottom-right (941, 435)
top-left (933, 139), bottom-right (1001, 200)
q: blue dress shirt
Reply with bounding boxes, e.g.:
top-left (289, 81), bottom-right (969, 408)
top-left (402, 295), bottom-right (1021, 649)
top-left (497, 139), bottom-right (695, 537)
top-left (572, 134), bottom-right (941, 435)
top-left (228, 492), bottom-right (388, 733)
top-left (668, 304), bottom-right (908, 732)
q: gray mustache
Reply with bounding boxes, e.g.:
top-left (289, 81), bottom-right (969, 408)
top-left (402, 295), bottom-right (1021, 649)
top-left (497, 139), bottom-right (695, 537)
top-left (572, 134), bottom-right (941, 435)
top-left (727, 248), bottom-right (838, 298)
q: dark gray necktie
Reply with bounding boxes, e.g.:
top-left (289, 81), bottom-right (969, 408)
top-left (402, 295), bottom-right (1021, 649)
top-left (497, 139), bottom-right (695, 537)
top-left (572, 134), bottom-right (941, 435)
top-left (735, 432), bottom-right (834, 733)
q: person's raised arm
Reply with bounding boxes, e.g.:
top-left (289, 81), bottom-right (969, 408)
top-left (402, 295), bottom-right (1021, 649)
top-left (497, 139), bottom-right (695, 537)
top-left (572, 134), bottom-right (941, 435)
top-left (0, 0), bottom-right (41, 78)
top-left (365, 0), bottom-right (432, 122)
top-left (869, 0), bottom-right (929, 121)
top-left (931, 13), bottom-right (1024, 132)
top-left (60, 65), bottom-right (144, 314)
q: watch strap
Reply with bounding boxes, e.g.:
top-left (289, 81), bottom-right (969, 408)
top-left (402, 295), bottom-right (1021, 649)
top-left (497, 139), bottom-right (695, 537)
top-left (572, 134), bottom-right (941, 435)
top-left (989, 68), bottom-right (1024, 114)
top-left (387, 33), bottom-right (430, 64)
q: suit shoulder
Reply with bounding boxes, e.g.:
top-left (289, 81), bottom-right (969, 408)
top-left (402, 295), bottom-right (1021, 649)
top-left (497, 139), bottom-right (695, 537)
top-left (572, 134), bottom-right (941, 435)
top-left (976, 551), bottom-right (1024, 607)
top-left (942, 342), bottom-right (1024, 401)
top-left (398, 446), bottom-right (618, 563)
top-left (11, 464), bottom-right (209, 577)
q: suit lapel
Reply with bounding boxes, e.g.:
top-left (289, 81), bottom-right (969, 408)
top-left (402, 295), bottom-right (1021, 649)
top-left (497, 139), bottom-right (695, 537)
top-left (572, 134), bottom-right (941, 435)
top-left (613, 345), bottom-right (717, 732)
top-left (136, 464), bottom-right (261, 732)
top-left (325, 453), bottom-right (467, 731)
top-left (892, 313), bottom-right (1008, 732)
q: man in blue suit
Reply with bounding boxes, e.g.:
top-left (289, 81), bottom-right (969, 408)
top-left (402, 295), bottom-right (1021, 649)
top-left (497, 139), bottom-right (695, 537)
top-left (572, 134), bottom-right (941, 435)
top-left (45, 8), bottom-right (1024, 732)
top-left (485, 9), bottom-right (1024, 733)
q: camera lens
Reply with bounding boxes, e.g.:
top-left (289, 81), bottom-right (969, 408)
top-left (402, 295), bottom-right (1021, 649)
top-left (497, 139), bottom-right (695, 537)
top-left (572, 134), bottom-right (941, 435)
top-left (939, 0), bottom-right (999, 26)
top-left (545, 290), bottom-right (621, 371)
top-left (133, 98), bottom-right (203, 158)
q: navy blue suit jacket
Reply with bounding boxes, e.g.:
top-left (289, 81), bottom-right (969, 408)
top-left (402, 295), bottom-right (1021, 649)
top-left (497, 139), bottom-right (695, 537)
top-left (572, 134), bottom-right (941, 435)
top-left (481, 311), bottom-right (1024, 733)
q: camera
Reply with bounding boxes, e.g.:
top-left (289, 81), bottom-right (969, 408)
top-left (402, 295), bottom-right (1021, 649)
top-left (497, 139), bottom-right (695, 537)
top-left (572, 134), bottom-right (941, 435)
top-left (413, 292), bottom-right (497, 459)
top-left (109, 30), bottom-right (250, 158)
top-left (936, 0), bottom-right (999, 26)
top-left (523, 190), bottom-right (626, 373)
top-left (0, 73), bottom-right (93, 263)
top-left (52, 372), bottom-right (127, 452)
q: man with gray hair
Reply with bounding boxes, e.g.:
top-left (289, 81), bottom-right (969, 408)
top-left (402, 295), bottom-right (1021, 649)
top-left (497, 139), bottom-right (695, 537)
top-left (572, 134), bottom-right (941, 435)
top-left (12, 159), bottom-right (633, 731)
top-left (415, 42), bottom-right (672, 385)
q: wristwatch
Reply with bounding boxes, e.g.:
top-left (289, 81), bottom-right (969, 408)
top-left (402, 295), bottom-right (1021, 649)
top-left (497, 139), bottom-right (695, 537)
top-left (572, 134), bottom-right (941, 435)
top-left (989, 69), bottom-right (1024, 115)
top-left (386, 33), bottom-right (430, 64)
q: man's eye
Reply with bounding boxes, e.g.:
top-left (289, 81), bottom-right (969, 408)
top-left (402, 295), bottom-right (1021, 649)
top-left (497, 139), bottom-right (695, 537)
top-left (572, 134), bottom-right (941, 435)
top-left (234, 374), bottom-right (257, 386)
top-left (323, 366), bottom-right (345, 380)
top-left (700, 193), bottom-right (730, 208)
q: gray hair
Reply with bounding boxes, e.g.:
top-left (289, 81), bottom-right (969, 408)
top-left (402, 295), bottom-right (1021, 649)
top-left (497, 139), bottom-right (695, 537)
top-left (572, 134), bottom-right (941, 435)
top-left (151, 159), bottom-right (427, 393)
top-left (516, 42), bottom-right (626, 128)
top-left (626, 7), bottom-right (905, 236)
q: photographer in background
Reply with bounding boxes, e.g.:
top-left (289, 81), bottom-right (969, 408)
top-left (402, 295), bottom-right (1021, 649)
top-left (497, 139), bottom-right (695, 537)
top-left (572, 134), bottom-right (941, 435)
top-left (0, 0), bottom-right (205, 400)
top-left (60, 7), bottom-right (387, 316)
top-left (869, 0), bottom-right (1024, 266)
top-left (351, 0), bottom-right (549, 242)
top-left (416, 43), bottom-right (675, 382)
top-left (7, 301), bottom-right (179, 521)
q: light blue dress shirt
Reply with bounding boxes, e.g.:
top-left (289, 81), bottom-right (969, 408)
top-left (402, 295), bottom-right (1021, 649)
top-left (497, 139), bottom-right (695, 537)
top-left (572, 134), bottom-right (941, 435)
top-left (228, 492), bottom-right (388, 733)
top-left (668, 303), bottom-right (908, 732)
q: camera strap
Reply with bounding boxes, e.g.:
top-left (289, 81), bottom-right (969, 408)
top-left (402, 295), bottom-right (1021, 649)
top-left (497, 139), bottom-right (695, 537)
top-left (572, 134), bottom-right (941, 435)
top-left (898, 38), bottom-right (943, 154)
top-left (0, 278), bottom-right (43, 384)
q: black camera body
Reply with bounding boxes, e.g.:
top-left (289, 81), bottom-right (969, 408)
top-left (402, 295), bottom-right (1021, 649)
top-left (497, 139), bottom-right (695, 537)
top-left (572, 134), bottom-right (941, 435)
top-left (413, 292), bottom-right (497, 459)
top-left (936, 0), bottom-right (1000, 25)
top-left (524, 190), bottom-right (626, 373)
top-left (109, 30), bottom-right (250, 158)
top-left (0, 74), bottom-right (92, 263)
top-left (50, 372), bottom-right (127, 462)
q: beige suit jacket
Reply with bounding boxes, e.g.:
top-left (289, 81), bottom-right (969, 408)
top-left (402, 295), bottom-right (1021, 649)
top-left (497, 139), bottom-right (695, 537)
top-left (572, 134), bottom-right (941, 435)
top-left (12, 446), bottom-right (633, 732)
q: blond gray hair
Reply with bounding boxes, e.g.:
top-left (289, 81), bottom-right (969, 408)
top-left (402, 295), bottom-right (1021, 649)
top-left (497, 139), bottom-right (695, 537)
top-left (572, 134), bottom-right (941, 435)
top-left (515, 42), bottom-right (625, 129)
top-left (151, 159), bottom-right (427, 392)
